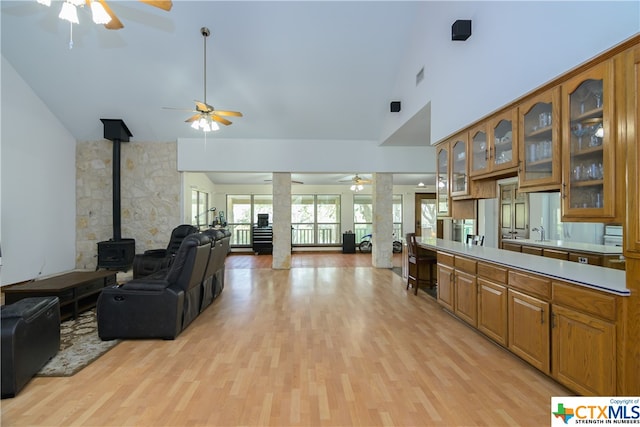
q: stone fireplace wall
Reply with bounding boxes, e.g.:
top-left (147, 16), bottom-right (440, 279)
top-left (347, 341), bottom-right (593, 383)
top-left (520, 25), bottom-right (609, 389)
top-left (76, 140), bottom-right (181, 270)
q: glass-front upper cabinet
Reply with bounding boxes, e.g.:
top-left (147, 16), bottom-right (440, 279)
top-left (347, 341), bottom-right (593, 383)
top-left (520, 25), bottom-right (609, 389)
top-left (470, 123), bottom-right (488, 177)
top-left (518, 87), bottom-right (561, 191)
top-left (488, 108), bottom-right (519, 172)
top-left (436, 143), bottom-right (451, 217)
top-left (451, 133), bottom-right (469, 197)
top-left (561, 60), bottom-right (615, 220)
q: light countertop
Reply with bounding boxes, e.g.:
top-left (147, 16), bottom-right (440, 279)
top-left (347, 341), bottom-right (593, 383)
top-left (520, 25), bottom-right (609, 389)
top-left (501, 238), bottom-right (623, 255)
top-left (417, 237), bottom-right (628, 296)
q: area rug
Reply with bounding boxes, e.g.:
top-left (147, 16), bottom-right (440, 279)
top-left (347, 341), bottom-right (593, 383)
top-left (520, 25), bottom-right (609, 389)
top-left (37, 309), bottom-right (120, 377)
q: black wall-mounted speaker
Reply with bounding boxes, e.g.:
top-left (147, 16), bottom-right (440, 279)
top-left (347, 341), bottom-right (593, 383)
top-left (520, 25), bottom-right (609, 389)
top-left (390, 101), bottom-right (401, 113)
top-left (452, 20), bottom-right (472, 41)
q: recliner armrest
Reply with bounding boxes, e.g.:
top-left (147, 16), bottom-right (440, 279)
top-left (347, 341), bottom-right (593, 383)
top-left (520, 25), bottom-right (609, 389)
top-left (121, 280), bottom-right (169, 292)
top-left (142, 249), bottom-right (168, 258)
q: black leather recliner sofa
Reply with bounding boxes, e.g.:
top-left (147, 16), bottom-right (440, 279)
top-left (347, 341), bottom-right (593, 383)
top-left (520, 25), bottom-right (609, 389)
top-left (1, 296), bottom-right (60, 398)
top-left (97, 232), bottom-right (213, 340)
top-left (132, 224), bottom-right (198, 279)
top-left (200, 228), bottom-right (231, 311)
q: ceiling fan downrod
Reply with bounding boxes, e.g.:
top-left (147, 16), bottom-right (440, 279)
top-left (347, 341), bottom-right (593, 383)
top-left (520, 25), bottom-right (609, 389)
top-left (201, 27), bottom-right (210, 106)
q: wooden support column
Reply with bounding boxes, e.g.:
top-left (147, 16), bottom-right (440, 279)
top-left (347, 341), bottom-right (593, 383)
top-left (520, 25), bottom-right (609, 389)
top-left (272, 172), bottom-right (291, 269)
top-left (372, 173), bottom-right (393, 268)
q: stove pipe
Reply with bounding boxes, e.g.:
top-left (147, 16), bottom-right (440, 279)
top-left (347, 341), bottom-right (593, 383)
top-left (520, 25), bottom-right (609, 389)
top-left (100, 119), bottom-right (132, 241)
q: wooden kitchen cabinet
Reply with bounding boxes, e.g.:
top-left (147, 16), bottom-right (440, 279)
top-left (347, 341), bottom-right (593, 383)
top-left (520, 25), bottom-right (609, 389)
top-left (470, 122), bottom-right (489, 177)
top-left (624, 43), bottom-right (640, 254)
top-left (436, 143), bottom-right (451, 217)
top-left (501, 241), bottom-right (521, 252)
top-left (470, 109), bottom-right (519, 178)
top-left (477, 262), bottom-right (508, 346)
top-left (437, 263), bottom-right (455, 312)
top-left (552, 281), bottom-right (617, 395)
top-left (454, 270), bottom-right (477, 327)
top-left (450, 133), bottom-right (470, 198)
top-left (561, 60), bottom-right (617, 221)
top-left (552, 306), bottom-right (616, 396)
top-left (508, 289), bottom-right (551, 374)
top-left (518, 87), bottom-right (562, 192)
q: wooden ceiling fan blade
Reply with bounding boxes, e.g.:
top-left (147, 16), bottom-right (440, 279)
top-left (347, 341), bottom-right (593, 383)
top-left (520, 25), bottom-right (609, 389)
top-left (194, 101), bottom-right (213, 113)
top-left (163, 106), bottom-right (197, 112)
top-left (185, 114), bottom-right (201, 123)
top-left (138, 0), bottom-right (173, 11)
top-left (97, 0), bottom-right (124, 30)
top-left (213, 110), bottom-right (243, 117)
top-left (212, 115), bottom-right (232, 126)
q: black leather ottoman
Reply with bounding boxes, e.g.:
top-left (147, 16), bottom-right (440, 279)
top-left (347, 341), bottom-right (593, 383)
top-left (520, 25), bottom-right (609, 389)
top-left (1, 296), bottom-right (60, 398)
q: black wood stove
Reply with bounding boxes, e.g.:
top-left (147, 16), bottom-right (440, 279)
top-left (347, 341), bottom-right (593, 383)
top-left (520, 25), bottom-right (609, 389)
top-left (96, 119), bottom-right (135, 271)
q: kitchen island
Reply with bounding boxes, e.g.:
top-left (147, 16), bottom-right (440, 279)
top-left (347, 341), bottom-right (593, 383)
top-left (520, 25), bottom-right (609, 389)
top-left (500, 237), bottom-right (625, 270)
top-left (416, 237), bottom-right (629, 396)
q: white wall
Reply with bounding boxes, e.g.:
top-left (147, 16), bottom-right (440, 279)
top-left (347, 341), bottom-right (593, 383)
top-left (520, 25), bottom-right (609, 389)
top-left (178, 138), bottom-right (437, 174)
top-left (1, 56), bottom-right (76, 285)
top-left (380, 1), bottom-right (640, 146)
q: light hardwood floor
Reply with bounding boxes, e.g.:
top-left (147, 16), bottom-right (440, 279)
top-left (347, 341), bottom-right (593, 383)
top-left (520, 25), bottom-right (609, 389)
top-left (1, 253), bottom-right (570, 426)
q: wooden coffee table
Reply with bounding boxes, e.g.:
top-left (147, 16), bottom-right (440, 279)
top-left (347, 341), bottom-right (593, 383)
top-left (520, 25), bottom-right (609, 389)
top-left (2, 270), bottom-right (117, 320)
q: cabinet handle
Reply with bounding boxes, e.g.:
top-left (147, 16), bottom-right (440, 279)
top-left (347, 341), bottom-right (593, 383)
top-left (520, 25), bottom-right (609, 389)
top-left (561, 182), bottom-right (567, 199)
top-left (551, 312), bottom-right (556, 328)
top-left (541, 308), bottom-right (545, 324)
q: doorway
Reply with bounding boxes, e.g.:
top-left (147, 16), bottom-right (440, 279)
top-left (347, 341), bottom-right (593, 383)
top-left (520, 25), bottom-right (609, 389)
top-left (414, 193), bottom-right (437, 238)
top-left (499, 183), bottom-right (529, 242)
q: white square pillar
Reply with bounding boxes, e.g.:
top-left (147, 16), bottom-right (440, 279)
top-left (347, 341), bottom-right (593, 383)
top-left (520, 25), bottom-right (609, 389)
top-left (372, 173), bottom-right (393, 268)
top-left (272, 172), bottom-right (291, 269)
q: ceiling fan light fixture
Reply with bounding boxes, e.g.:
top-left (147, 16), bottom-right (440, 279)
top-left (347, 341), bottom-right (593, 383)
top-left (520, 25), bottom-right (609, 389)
top-left (36, 0), bottom-right (51, 7)
top-left (59, 2), bottom-right (79, 24)
top-left (91, 1), bottom-right (112, 24)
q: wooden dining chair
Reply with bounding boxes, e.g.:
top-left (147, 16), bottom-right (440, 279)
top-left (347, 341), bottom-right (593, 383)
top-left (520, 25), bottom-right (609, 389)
top-left (406, 233), bottom-right (437, 295)
top-left (466, 234), bottom-right (485, 246)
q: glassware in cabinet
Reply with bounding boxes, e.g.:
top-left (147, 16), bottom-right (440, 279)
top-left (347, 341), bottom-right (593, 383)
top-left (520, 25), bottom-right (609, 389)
top-left (488, 109), bottom-right (519, 172)
top-left (518, 87), bottom-right (561, 191)
top-left (562, 61), bottom-right (615, 219)
top-left (470, 123), bottom-right (489, 176)
top-left (451, 133), bottom-right (469, 197)
top-left (436, 143), bottom-right (451, 217)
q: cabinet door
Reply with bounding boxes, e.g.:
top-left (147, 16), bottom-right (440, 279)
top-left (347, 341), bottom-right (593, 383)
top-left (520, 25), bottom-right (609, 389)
top-left (437, 264), bottom-right (454, 311)
top-left (454, 270), bottom-right (477, 327)
top-left (562, 60), bottom-right (616, 220)
top-left (508, 289), bottom-right (550, 374)
top-left (477, 278), bottom-right (508, 346)
top-left (489, 108), bottom-right (519, 172)
top-left (451, 133), bottom-right (469, 197)
top-left (436, 143), bottom-right (451, 217)
top-left (552, 305), bottom-right (616, 395)
top-left (518, 87), bottom-right (562, 191)
top-left (625, 44), bottom-right (640, 254)
top-left (470, 123), bottom-right (489, 176)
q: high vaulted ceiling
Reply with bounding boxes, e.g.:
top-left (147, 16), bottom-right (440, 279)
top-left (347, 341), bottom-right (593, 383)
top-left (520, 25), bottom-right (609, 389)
top-left (1, 1), bottom-right (426, 147)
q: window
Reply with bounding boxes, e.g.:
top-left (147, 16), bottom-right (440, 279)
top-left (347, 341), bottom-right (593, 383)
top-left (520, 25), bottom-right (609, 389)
top-left (292, 195), bottom-right (340, 245)
top-left (191, 189), bottom-right (209, 228)
top-left (353, 194), bottom-right (403, 241)
top-left (226, 195), bottom-right (273, 246)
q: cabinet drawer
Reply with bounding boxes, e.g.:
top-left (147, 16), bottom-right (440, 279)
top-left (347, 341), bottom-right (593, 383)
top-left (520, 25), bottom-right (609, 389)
top-left (437, 251), bottom-right (455, 267)
top-left (522, 246), bottom-right (543, 256)
top-left (454, 256), bottom-right (477, 274)
top-left (543, 248), bottom-right (569, 260)
top-left (477, 262), bottom-right (507, 283)
top-left (508, 270), bottom-right (551, 300)
top-left (569, 252), bottom-right (603, 266)
top-left (552, 281), bottom-right (616, 321)
top-left (502, 242), bottom-right (522, 252)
